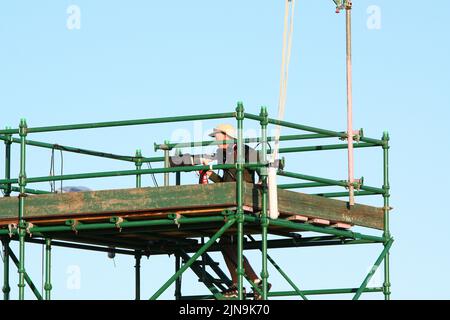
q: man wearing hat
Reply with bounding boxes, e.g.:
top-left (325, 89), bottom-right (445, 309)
top-left (201, 123), bottom-right (271, 299)
top-left (204, 123), bottom-right (258, 183)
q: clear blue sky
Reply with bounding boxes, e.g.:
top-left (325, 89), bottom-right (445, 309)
top-left (0, 0), bottom-right (449, 300)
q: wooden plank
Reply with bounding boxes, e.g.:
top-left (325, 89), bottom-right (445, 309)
top-left (0, 182), bottom-right (384, 230)
top-left (286, 215), bottom-right (309, 222)
top-left (243, 183), bottom-right (384, 230)
top-left (0, 183), bottom-right (237, 221)
top-left (330, 222), bottom-right (353, 229)
top-left (307, 218), bottom-right (330, 226)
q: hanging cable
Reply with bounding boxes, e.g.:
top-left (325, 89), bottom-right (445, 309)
top-left (273, 0), bottom-right (295, 162)
top-left (60, 149), bottom-right (64, 192)
top-left (268, 0), bottom-right (296, 219)
top-left (146, 162), bottom-right (159, 187)
top-left (49, 146), bottom-right (64, 193)
top-left (49, 147), bottom-right (56, 193)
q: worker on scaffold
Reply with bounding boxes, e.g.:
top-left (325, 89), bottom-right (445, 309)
top-left (200, 123), bottom-right (271, 300)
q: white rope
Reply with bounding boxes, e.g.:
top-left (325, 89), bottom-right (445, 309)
top-left (269, 0), bottom-right (296, 219)
top-left (274, 0), bottom-right (295, 162)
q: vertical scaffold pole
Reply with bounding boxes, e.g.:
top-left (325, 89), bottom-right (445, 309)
top-left (164, 141), bottom-right (170, 186)
top-left (382, 131), bottom-right (391, 300)
top-left (2, 238), bottom-right (10, 300)
top-left (174, 161), bottom-right (182, 300)
top-left (44, 238), bottom-right (52, 300)
top-left (174, 254), bottom-right (182, 300)
top-left (235, 102), bottom-right (245, 300)
top-left (259, 107), bottom-right (269, 300)
top-left (18, 119), bottom-right (27, 300)
top-left (175, 148), bottom-right (181, 186)
top-left (134, 152), bottom-right (142, 301)
top-left (4, 128), bottom-right (12, 197)
top-left (135, 252), bottom-right (141, 300)
top-left (135, 149), bottom-right (142, 188)
top-left (345, 0), bottom-right (356, 206)
top-left (3, 131), bottom-right (12, 300)
top-left (18, 118), bottom-right (28, 300)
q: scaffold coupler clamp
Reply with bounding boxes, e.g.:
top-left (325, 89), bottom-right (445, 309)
top-left (155, 141), bottom-right (173, 152)
top-left (112, 216), bottom-right (124, 232)
top-left (335, 0), bottom-right (344, 13)
top-left (4, 127), bottom-right (13, 144)
top-left (25, 222), bottom-right (34, 237)
top-left (339, 129), bottom-right (361, 142)
top-left (335, 0), bottom-right (352, 13)
top-left (221, 210), bottom-right (233, 223)
top-left (168, 213), bottom-right (182, 229)
top-left (345, 177), bottom-right (363, 190)
top-left (354, 177), bottom-right (363, 191)
top-left (8, 223), bottom-right (17, 238)
top-left (66, 219), bottom-right (79, 235)
top-left (354, 128), bottom-right (363, 143)
top-left (174, 213), bottom-right (182, 228)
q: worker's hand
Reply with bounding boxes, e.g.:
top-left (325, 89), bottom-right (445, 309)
top-left (200, 158), bottom-right (214, 177)
top-left (200, 157), bottom-right (212, 165)
top-left (205, 170), bottom-right (213, 177)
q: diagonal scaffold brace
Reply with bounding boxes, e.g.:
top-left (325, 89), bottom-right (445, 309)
top-left (149, 218), bottom-right (236, 300)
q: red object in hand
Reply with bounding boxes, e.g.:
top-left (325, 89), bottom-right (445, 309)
top-left (199, 170), bottom-right (209, 184)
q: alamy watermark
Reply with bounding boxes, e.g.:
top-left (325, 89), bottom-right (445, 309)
top-left (66, 5), bottom-right (81, 30)
top-left (66, 264), bottom-right (81, 290)
top-left (367, 5), bottom-right (382, 30)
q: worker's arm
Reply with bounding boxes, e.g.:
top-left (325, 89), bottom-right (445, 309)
top-left (200, 157), bottom-right (222, 183)
top-left (208, 171), bottom-right (223, 183)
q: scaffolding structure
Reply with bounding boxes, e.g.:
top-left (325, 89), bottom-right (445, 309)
top-left (0, 102), bottom-right (392, 300)
top-left (0, 0), bottom-right (392, 301)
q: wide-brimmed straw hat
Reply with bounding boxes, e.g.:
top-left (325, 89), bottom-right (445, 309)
top-left (208, 123), bottom-right (237, 139)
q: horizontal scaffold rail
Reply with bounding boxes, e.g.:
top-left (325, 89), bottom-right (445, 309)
top-left (0, 112), bottom-right (236, 135)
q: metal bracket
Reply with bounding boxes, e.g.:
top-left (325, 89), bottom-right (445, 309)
top-left (345, 177), bottom-right (363, 190)
top-left (339, 129), bottom-right (361, 142)
top-left (155, 142), bottom-right (173, 152)
top-left (66, 219), bottom-right (80, 235)
top-left (220, 210), bottom-right (234, 223)
top-left (8, 223), bottom-right (17, 238)
top-left (3, 128), bottom-right (13, 144)
top-left (174, 213), bottom-right (182, 229)
top-left (168, 213), bottom-right (183, 229)
top-left (355, 128), bottom-right (364, 143)
top-left (334, 0), bottom-right (352, 13)
top-left (354, 177), bottom-right (363, 191)
top-left (111, 216), bottom-right (124, 232)
top-left (25, 222), bottom-right (34, 237)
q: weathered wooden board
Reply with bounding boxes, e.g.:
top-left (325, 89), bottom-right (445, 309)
top-left (243, 183), bottom-right (384, 230)
top-left (331, 223), bottom-right (352, 229)
top-left (307, 218), bottom-right (331, 226)
top-left (0, 182), bottom-right (384, 229)
top-left (286, 215), bottom-right (309, 222)
top-left (0, 183), bottom-right (237, 222)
